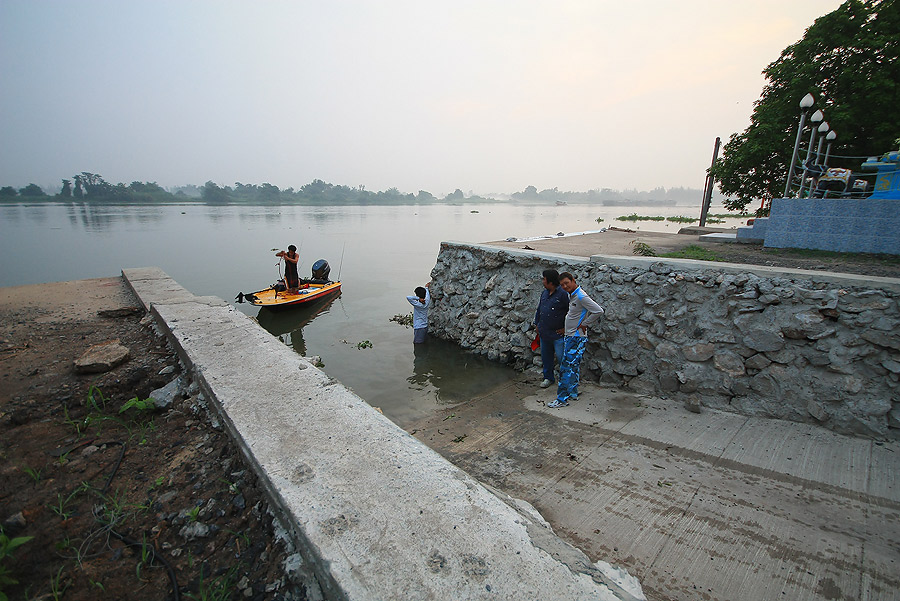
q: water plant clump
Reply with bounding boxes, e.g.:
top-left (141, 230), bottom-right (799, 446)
top-left (616, 214), bottom-right (665, 222)
top-left (390, 313), bottom-right (414, 327)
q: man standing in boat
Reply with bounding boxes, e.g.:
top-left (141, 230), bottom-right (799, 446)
top-left (276, 245), bottom-right (300, 293)
top-left (406, 283), bottom-right (431, 344)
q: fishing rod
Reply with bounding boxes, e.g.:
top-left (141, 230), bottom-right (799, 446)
top-left (337, 241), bottom-right (346, 281)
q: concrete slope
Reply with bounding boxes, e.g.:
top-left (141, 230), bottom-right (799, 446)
top-left (122, 268), bottom-right (645, 601)
top-left (406, 380), bottom-right (900, 601)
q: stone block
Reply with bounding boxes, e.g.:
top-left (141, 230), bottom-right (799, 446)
top-left (74, 340), bottom-right (130, 374)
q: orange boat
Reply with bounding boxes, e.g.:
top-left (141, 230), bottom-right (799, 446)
top-left (237, 258), bottom-right (341, 310)
top-left (241, 280), bottom-right (341, 310)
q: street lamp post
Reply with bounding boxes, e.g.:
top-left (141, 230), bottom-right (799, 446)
top-left (798, 109), bottom-right (824, 198)
top-left (815, 121), bottom-right (830, 164)
top-left (824, 130), bottom-right (837, 166)
top-left (784, 93), bottom-right (815, 198)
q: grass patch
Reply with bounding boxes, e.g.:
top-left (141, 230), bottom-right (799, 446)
top-left (762, 247), bottom-right (900, 264)
top-left (660, 245), bottom-right (725, 261)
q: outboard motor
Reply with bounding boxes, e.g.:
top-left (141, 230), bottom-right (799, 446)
top-left (311, 259), bottom-right (331, 281)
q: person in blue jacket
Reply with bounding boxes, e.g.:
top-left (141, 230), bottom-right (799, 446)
top-left (534, 269), bottom-right (568, 388)
top-left (406, 283), bottom-right (431, 344)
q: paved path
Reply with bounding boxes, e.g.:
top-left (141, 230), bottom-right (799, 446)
top-left (404, 379), bottom-right (900, 601)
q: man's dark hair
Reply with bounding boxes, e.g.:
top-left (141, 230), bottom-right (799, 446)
top-left (542, 269), bottom-right (560, 286)
top-left (414, 286), bottom-right (427, 299)
top-left (559, 271), bottom-right (576, 283)
top-left (288, 244), bottom-right (296, 252)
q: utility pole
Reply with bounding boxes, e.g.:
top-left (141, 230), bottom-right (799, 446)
top-left (699, 136), bottom-right (721, 227)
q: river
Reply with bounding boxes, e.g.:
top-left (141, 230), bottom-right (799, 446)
top-left (0, 201), bottom-right (723, 423)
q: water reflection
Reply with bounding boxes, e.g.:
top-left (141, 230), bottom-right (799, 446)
top-left (67, 203), bottom-right (117, 232)
top-left (255, 294), bottom-right (340, 356)
top-left (408, 337), bottom-right (510, 405)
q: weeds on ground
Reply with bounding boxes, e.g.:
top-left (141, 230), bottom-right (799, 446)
top-left (23, 465), bottom-right (42, 484)
top-left (761, 247), bottom-right (900, 265)
top-left (185, 564), bottom-right (240, 601)
top-left (631, 242), bottom-right (656, 256)
top-left (0, 525), bottom-right (34, 601)
top-left (660, 245), bottom-right (725, 262)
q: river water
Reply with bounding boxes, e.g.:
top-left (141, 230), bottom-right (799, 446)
top-left (0, 201), bottom-right (719, 423)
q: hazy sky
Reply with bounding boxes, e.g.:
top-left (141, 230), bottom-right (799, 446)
top-left (0, 0), bottom-right (843, 196)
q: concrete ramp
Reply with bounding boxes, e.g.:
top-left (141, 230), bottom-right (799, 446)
top-left (122, 268), bottom-right (644, 601)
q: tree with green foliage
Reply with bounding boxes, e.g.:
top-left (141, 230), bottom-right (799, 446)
top-left (18, 183), bottom-right (45, 197)
top-left (712, 0), bottom-right (900, 211)
top-left (58, 179), bottom-right (72, 197)
top-left (201, 180), bottom-right (231, 204)
top-left (0, 186), bottom-right (17, 197)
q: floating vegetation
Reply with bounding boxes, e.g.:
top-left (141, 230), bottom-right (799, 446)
top-left (665, 216), bottom-right (698, 224)
top-left (595, 217), bottom-right (605, 223)
top-left (616, 214), bottom-right (665, 222)
top-left (390, 313), bottom-right (414, 327)
top-left (356, 340), bottom-right (373, 350)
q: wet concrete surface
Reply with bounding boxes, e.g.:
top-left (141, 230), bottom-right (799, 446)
top-left (402, 377), bottom-right (900, 601)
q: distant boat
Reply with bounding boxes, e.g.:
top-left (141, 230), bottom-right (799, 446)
top-left (555, 201), bottom-right (567, 206)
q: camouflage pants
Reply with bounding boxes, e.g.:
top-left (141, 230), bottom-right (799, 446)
top-left (557, 335), bottom-right (586, 403)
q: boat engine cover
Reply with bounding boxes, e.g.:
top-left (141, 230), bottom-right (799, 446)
top-left (311, 259), bottom-right (331, 281)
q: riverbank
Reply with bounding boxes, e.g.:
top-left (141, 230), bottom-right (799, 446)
top-left (487, 228), bottom-right (900, 278)
top-left (0, 277), bottom-right (304, 600)
top-left (4, 256), bottom-right (899, 600)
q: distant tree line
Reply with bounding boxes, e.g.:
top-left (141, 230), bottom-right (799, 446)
top-left (0, 173), bottom-right (706, 205)
top-left (510, 185), bottom-right (707, 204)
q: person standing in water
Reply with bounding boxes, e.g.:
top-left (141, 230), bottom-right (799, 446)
top-left (276, 245), bottom-right (300, 293)
top-left (406, 283), bottom-right (431, 344)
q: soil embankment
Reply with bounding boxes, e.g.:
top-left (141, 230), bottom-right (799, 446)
top-left (487, 229), bottom-right (900, 278)
top-left (0, 277), bottom-right (303, 600)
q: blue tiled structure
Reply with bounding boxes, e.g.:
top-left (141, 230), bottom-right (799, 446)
top-left (862, 151), bottom-right (900, 199)
top-left (736, 217), bottom-right (767, 242)
top-left (764, 198), bottom-right (900, 254)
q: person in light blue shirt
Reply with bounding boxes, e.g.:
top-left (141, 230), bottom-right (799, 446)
top-left (548, 272), bottom-right (604, 408)
top-left (406, 283), bottom-right (431, 344)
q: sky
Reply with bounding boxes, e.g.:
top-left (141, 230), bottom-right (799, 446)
top-left (0, 0), bottom-right (844, 196)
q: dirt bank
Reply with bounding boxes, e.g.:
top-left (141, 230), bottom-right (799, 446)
top-left (487, 229), bottom-right (900, 278)
top-left (0, 277), bottom-right (304, 600)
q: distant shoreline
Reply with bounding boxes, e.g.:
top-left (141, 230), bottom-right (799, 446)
top-left (0, 197), bottom-right (709, 207)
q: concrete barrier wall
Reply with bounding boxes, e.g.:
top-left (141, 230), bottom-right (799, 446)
top-left (765, 197), bottom-right (900, 254)
top-left (122, 268), bottom-right (645, 601)
top-left (429, 242), bottom-right (900, 440)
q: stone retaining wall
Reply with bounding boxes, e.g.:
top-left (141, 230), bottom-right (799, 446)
top-left (429, 242), bottom-right (900, 440)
